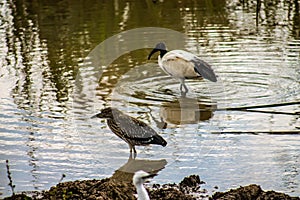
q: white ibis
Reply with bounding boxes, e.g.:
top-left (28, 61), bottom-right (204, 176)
top-left (133, 170), bottom-right (156, 200)
top-left (148, 42), bottom-right (217, 93)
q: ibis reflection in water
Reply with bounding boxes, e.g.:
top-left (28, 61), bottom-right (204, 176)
top-left (148, 42), bottom-right (217, 94)
top-left (160, 96), bottom-right (216, 125)
top-left (91, 107), bottom-right (167, 157)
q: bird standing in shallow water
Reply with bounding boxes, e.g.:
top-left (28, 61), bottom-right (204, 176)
top-left (91, 107), bottom-right (167, 157)
top-left (133, 170), bottom-right (156, 200)
top-left (148, 42), bottom-right (217, 94)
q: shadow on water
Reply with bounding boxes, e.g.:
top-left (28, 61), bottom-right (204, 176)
top-left (111, 157), bottom-right (167, 183)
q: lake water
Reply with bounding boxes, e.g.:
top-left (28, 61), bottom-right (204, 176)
top-left (0, 0), bottom-right (300, 198)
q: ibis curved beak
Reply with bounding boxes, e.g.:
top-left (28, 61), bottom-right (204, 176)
top-left (148, 48), bottom-right (159, 60)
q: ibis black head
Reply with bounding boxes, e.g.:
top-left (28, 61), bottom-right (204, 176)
top-left (148, 42), bottom-right (168, 60)
top-left (91, 107), bottom-right (117, 119)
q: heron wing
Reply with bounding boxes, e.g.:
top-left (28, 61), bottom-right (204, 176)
top-left (170, 50), bottom-right (217, 82)
top-left (114, 112), bottom-right (158, 140)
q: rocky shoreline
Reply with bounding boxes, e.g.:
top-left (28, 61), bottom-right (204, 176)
top-left (3, 175), bottom-right (300, 200)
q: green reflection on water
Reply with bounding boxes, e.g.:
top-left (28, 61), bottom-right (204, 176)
top-left (2, 0), bottom-right (299, 106)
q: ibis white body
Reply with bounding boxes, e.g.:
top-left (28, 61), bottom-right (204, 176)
top-left (148, 43), bottom-right (217, 93)
top-left (158, 50), bottom-right (203, 79)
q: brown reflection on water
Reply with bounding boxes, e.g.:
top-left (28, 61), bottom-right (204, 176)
top-left (228, 0), bottom-right (300, 38)
top-left (96, 50), bottom-right (151, 101)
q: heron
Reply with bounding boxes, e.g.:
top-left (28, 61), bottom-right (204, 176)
top-left (91, 107), bottom-right (167, 156)
top-left (148, 42), bottom-right (217, 93)
top-left (133, 170), bottom-right (156, 200)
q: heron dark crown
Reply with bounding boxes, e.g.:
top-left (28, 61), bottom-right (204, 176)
top-left (93, 107), bottom-right (119, 119)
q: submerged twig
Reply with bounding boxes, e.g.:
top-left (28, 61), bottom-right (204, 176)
top-left (230, 109), bottom-right (299, 116)
top-left (256, 0), bottom-right (261, 27)
top-left (212, 131), bottom-right (300, 134)
top-left (59, 174), bottom-right (66, 183)
top-left (223, 101), bottom-right (300, 110)
top-left (216, 101), bottom-right (300, 115)
top-left (6, 160), bottom-right (15, 196)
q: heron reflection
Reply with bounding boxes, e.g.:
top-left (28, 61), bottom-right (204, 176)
top-left (111, 156), bottom-right (167, 183)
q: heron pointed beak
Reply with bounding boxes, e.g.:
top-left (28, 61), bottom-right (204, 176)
top-left (91, 114), bottom-right (99, 119)
top-left (91, 113), bottom-right (104, 119)
top-left (148, 48), bottom-right (159, 60)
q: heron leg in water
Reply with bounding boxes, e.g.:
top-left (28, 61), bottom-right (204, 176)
top-left (129, 144), bottom-right (137, 158)
top-left (129, 151), bottom-right (137, 159)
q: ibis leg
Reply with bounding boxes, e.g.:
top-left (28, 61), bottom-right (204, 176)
top-left (133, 146), bottom-right (137, 154)
top-left (180, 79), bottom-right (189, 93)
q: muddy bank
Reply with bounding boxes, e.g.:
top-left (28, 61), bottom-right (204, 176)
top-left (4, 175), bottom-right (299, 200)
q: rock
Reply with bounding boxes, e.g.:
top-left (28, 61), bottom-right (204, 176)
top-left (3, 176), bottom-right (300, 199)
top-left (149, 187), bottom-right (196, 200)
top-left (179, 175), bottom-right (201, 189)
top-left (212, 184), bottom-right (262, 199)
top-left (258, 190), bottom-right (300, 200)
top-left (211, 184), bottom-right (300, 200)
